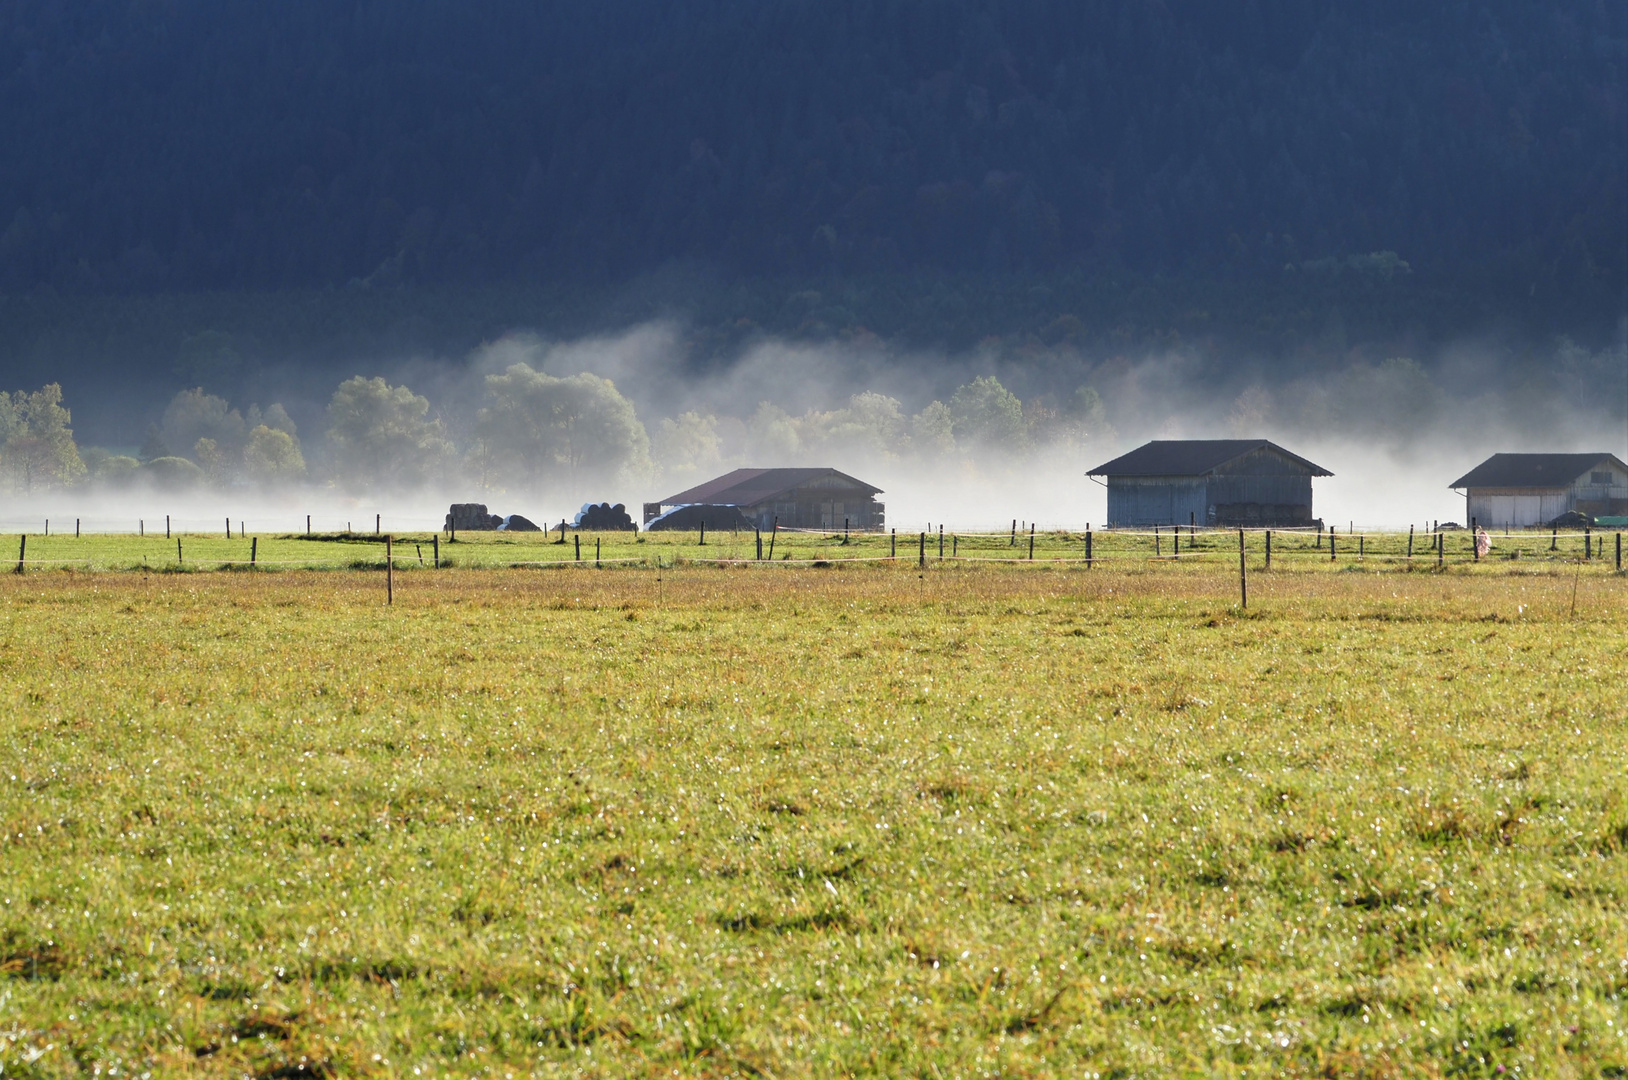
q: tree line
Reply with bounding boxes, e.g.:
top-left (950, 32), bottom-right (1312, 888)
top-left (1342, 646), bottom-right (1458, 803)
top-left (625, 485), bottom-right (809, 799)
top-left (3, 369), bottom-right (1113, 499)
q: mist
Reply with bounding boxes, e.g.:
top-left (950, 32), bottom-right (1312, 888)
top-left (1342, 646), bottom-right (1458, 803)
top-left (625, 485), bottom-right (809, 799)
top-left (2, 318), bottom-right (1625, 535)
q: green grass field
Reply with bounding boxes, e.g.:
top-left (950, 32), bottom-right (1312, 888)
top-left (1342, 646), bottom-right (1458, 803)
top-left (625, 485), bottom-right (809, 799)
top-left (0, 551), bottom-right (1624, 1077)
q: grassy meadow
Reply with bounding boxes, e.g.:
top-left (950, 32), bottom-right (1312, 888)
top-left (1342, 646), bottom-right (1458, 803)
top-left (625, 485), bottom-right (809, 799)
top-left (0, 546), bottom-right (1624, 1077)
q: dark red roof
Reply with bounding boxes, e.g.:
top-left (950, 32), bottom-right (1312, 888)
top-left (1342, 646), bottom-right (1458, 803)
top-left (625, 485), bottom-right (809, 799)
top-left (1449, 453), bottom-right (1627, 489)
top-left (659, 467), bottom-right (882, 507)
top-left (1088, 440), bottom-right (1331, 477)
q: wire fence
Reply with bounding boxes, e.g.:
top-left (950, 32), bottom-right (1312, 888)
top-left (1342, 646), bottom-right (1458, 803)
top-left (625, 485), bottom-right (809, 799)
top-left (1, 523), bottom-right (1623, 576)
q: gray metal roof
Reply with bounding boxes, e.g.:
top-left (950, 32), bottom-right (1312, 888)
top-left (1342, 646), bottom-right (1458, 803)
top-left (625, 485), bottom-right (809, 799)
top-left (1449, 453), bottom-right (1627, 489)
top-left (659, 467), bottom-right (882, 507)
top-left (1087, 440), bottom-right (1332, 478)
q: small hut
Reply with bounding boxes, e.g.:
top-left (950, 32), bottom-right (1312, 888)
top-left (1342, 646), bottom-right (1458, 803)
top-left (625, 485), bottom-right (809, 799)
top-left (1449, 453), bottom-right (1628, 527)
top-left (644, 468), bottom-right (884, 530)
top-left (1088, 440), bottom-right (1331, 527)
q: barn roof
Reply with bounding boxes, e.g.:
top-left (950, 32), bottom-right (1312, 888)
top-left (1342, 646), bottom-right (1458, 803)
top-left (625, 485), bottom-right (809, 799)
top-left (1449, 453), bottom-right (1627, 489)
top-left (1087, 440), bottom-right (1332, 478)
top-left (658, 467), bottom-right (882, 507)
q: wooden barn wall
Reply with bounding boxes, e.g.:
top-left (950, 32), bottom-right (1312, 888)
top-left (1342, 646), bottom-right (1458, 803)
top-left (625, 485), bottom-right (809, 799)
top-left (1106, 478), bottom-right (1207, 526)
top-left (1205, 474), bottom-right (1313, 509)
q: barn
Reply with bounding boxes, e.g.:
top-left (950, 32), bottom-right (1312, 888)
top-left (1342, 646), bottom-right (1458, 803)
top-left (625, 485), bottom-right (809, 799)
top-left (1449, 453), bottom-right (1628, 527)
top-left (1088, 440), bottom-right (1331, 527)
top-left (643, 468), bottom-right (885, 530)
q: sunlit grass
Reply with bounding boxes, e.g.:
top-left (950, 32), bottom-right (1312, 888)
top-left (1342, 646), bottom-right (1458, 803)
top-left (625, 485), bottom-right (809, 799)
top-left (0, 565), bottom-right (1623, 1077)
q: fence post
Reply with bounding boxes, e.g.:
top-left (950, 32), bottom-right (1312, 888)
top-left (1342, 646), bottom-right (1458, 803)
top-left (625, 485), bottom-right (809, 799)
top-left (166, 515), bottom-right (171, 539)
top-left (1617, 533), bottom-right (1622, 572)
top-left (699, 520), bottom-right (706, 546)
top-left (1155, 524), bottom-right (1161, 558)
top-left (1238, 529), bottom-right (1247, 609)
top-left (1010, 519), bottom-right (1016, 546)
top-left (769, 518), bottom-right (779, 560)
top-left (251, 536), bottom-right (257, 566)
top-left (575, 534), bottom-right (581, 562)
top-left (1584, 528), bottom-right (1591, 561)
top-left (1408, 524), bottom-right (1414, 559)
top-left (386, 536), bottom-right (393, 604)
top-left (891, 528), bottom-right (896, 560)
top-left (140, 520), bottom-right (144, 537)
top-left (306, 514), bottom-right (311, 536)
top-left (44, 520), bottom-right (47, 537)
top-left (433, 534), bottom-right (439, 568)
top-left (376, 513), bottom-right (380, 536)
top-left (1437, 531), bottom-right (1443, 569)
top-left (939, 524), bottom-right (944, 559)
top-left (1551, 527), bottom-right (1557, 552)
top-left (1028, 523), bottom-right (1035, 561)
top-left (1085, 530), bottom-right (1093, 568)
top-left (1472, 517), bottom-right (1479, 561)
top-left (844, 518), bottom-right (849, 543)
top-left (14, 535), bottom-right (23, 574)
top-left (595, 537), bottom-right (601, 569)
top-left (1264, 530), bottom-right (1272, 571)
top-left (1359, 535), bottom-right (1365, 559)
top-left (756, 528), bottom-right (762, 560)
top-left (177, 538), bottom-right (182, 565)
top-left (225, 517), bottom-right (230, 539)
top-left (76, 518), bottom-right (80, 538)
top-left (1330, 525), bottom-right (1337, 561)
top-left (918, 531), bottom-right (925, 569)
top-left (1190, 511), bottom-right (1195, 539)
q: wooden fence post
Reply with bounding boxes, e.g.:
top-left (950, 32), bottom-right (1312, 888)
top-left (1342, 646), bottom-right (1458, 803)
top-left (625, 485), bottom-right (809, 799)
top-left (15, 535), bottom-right (24, 574)
top-left (1472, 517), bottom-right (1479, 561)
top-left (140, 520), bottom-right (144, 537)
top-left (225, 517), bottom-right (230, 539)
top-left (1584, 528), bottom-right (1591, 561)
top-left (844, 518), bottom-right (849, 543)
top-left (433, 534), bottom-right (439, 568)
top-left (1010, 519), bottom-right (1016, 546)
top-left (1085, 530), bottom-right (1092, 567)
top-left (595, 537), bottom-right (601, 568)
top-left (251, 536), bottom-right (257, 566)
top-left (938, 525), bottom-right (944, 559)
top-left (1265, 530), bottom-right (1272, 571)
top-left (918, 531), bottom-right (925, 569)
top-left (755, 528), bottom-right (762, 560)
top-left (769, 518), bottom-right (779, 560)
top-left (375, 513), bottom-right (380, 536)
top-left (176, 538), bottom-right (182, 564)
top-left (699, 520), bottom-right (706, 546)
top-left (1155, 524), bottom-right (1161, 558)
top-left (1190, 511), bottom-right (1195, 539)
top-left (1330, 525), bottom-right (1337, 561)
top-left (1437, 531), bottom-right (1443, 569)
top-left (1238, 529), bottom-right (1247, 609)
top-left (890, 529), bottom-right (896, 559)
top-left (386, 536), bottom-right (393, 604)
top-left (1028, 523), bottom-right (1035, 560)
top-left (306, 514), bottom-right (311, 536)
top-left (574, 534), bottom-right (581, 562)
top-left (1617, 533), bottom-right (1622, 572)
top-left (75, 518), bottom-right (80, 538)
top-left (953, 534), bottom-right (958, 558)
top-left (1408, 524), bottom-right (1414, 559)
top-left (166, 514), bottom-right (171, 539)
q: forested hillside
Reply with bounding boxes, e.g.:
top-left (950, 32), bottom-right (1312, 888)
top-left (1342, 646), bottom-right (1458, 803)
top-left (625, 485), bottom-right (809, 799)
top-left (0, 0), bottom-right (1621, 301)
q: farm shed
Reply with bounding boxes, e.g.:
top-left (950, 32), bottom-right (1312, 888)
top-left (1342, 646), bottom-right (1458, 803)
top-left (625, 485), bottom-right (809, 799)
top-left (1088, 440), bottom-right (1331, 527)
top-left (643, 468), bottom-right (884, 530)
top-left (1448, 453), bottom-right (1628, 527)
